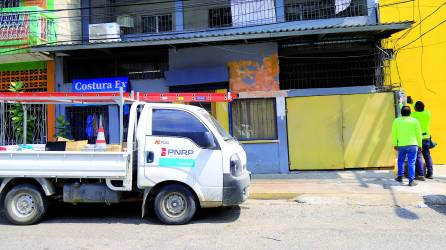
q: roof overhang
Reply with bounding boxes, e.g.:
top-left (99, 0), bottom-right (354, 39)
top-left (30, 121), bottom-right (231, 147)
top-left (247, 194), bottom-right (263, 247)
top-left (31, 21), bottom-right (411, 53)
top-left (0, 52), bottom-right (53, 63)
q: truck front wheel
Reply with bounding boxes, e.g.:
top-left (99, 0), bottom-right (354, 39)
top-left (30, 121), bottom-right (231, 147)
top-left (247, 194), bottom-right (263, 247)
top-left (154, 184), bottom-right (197, 225)
top-left (4, 184), bottom-right (47, 225)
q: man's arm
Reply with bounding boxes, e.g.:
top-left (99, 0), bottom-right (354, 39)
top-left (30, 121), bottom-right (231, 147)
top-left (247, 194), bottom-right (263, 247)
top-left (392, 120), bottom-right (398, 147)
top-left (415, 120), bottom-right (422, 147)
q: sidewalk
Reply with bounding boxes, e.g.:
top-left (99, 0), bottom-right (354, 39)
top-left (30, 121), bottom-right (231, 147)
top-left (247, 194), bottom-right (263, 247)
top-left (249, 165), bottom-right (446, 207)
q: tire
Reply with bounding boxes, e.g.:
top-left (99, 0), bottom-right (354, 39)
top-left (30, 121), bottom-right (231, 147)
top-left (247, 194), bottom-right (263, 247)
top-left (154, 184), bottom-right (197, 225)
top-left (4, 184), bottom-right (47, 225)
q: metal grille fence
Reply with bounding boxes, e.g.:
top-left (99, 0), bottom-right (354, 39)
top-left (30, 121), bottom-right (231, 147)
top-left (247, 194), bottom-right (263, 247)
top-left (0, 103), bottom-right (47, 145)
top-left (0, 13), bottom-right (30, 41)
top-left (280, 43), bottom-right (388, 90)
top-left (284, 0), bottom-right (368, 21)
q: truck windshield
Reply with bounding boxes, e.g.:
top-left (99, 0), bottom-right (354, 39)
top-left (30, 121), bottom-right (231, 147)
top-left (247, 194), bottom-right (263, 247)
top-left (201, 111), bottom-right (234, 141)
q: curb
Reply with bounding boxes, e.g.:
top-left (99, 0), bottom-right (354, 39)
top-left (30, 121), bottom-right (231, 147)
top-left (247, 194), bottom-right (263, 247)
top-left (249, 193), bottom-right (300, 200)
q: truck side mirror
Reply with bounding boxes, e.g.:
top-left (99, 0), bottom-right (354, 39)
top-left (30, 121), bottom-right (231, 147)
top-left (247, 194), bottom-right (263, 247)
top-left (202, 132), bottom-right (217, 149)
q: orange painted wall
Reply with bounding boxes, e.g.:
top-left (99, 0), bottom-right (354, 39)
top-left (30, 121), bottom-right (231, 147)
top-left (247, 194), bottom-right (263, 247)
top-left (228, 53), bottom-right (280, 92)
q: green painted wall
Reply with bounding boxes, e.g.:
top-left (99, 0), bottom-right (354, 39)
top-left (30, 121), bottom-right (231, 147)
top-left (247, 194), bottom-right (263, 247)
top-left (0, 61), bottom-right (47, 72)
top-left (0, 3), bottom-right (57, 56)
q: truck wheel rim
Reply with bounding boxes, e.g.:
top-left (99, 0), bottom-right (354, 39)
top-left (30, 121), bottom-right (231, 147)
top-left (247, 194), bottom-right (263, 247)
top-left (162, 192), bottom-right (187, 218)
top-left (12, 193), bottom-right (36, 217)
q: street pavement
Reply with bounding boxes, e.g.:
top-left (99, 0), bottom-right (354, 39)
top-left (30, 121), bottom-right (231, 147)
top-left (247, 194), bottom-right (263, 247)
top-left (1, 166), bottom-right (446, 249)
top-left (0, 200), bottom-right (445, 250)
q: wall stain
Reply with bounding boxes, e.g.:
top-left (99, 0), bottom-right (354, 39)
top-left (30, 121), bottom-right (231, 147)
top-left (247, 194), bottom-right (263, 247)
top-left (228, 54), bottom-right (280, 92)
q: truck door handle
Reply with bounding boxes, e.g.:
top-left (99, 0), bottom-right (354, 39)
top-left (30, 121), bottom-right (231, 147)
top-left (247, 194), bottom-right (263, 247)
top-left (146, 151), bottom-right (154, 163)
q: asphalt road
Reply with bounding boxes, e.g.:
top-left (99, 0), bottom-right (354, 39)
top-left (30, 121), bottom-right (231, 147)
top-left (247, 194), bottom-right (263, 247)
top-left (1, 200), bottom-right (445, 250)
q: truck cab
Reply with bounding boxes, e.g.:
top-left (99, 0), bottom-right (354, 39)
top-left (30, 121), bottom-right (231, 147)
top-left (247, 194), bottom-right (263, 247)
top-left (135, 103), bottom-right (251, 224)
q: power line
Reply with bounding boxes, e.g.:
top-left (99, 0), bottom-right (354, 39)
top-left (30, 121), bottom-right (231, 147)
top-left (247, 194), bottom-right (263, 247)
top-left (396, 17), bottom-right (446, 51)
top-left (416, 0), bottom-right (435, 94)
top-left (391, 0), bottom-right (446, 47)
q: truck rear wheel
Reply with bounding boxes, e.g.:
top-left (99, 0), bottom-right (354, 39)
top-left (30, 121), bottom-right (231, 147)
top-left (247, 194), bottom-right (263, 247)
top-left (154, 184), bottom-right (197, 225)
top-left (4, 184), bottom-right (47, 225)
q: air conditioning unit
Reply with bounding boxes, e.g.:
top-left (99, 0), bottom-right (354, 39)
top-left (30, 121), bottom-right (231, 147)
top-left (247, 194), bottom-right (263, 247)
top-left (89, 23), bottom-right (121, 43)
top-left (117, 15), bottom-right (134, 28)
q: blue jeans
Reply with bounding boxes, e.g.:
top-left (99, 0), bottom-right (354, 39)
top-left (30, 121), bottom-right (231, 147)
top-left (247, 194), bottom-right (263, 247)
top-left (415, 139), bottom-right (433, 177)
top-left (397, 146), bottom-right (418, 181)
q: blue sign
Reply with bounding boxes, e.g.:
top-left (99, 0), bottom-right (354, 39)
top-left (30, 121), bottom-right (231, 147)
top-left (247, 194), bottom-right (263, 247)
top-left (72, 77), bottom-right (129, 92)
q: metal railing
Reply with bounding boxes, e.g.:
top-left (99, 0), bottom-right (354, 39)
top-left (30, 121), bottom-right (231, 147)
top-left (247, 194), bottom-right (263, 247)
top-left (0, 12), bottom-right (56, 42)
top-left (0, 103), bottom-right (47, 145)
top-left (284, 0), bottom-right (368, 21)
top-left (91, 0), bottom-right (369, 36)
top-left (0, 13), bottom-right (30, 41)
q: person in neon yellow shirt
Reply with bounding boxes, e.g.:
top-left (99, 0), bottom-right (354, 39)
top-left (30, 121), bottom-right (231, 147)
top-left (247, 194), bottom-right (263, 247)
top-left (392, 106), bottom-right (422, 186)
top-left (412, 101), bottom-right (433, 179)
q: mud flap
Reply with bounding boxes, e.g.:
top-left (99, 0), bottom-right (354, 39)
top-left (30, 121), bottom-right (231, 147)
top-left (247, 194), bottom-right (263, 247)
top-left (141, 188), bottom-right (151, 218)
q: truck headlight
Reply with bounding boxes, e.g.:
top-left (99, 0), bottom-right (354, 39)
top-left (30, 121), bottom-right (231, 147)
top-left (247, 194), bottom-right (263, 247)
top-left (230, 154), bottom-right (242, 177)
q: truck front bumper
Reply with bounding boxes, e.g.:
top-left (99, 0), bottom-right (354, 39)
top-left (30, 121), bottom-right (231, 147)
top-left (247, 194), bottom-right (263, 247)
top-left (222, 172), bottom-right (251, 206)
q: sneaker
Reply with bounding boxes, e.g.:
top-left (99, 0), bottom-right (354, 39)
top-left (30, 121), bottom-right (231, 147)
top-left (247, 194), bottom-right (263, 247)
top-left (415, 176), bottom-right (426, 181)
top-left (426, 174), bottom-right (433, 179)
top-left (409, 181), bottom-right (418, 186)
top-left (395, 176), bottom-right (403, 182)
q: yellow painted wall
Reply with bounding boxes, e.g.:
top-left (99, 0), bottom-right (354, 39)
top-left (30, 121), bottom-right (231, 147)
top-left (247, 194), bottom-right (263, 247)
top-left (214, 89), bottom-right (230, 133)
top-left (380, 0), bottom-right (446, 163)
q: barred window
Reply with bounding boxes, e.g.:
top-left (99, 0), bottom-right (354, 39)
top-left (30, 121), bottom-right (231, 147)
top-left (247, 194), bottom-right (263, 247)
top-left (209, 7), bottom-right (232, 28)
top-left (141, 14), bottom-right (172, 33)
top-left (0, 0), bottom-right (20, 8)
top-left (231, 99), bottom-right (277, 140)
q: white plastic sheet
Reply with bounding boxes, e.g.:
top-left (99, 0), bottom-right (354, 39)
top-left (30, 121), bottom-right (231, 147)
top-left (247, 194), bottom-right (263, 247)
top-left (231, 0), bottom-right (276, 27)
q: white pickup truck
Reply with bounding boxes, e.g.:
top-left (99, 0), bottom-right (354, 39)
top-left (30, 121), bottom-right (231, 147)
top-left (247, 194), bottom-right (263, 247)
top-left (0, 97), bottom-right (250, 225)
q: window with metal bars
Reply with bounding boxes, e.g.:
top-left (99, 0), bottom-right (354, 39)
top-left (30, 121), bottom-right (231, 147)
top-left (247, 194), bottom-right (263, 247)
top-left (0, 0), bottom-right (20, 8)
top-left (209, 7), bottom-right (232, 28)
top-left (0, 103), bottom-right (47, 145)
top-left (279, 48), bottom-right (381, 90)
top-left (65, 106), bottom-right (109, 144)
top-left (231, 98), bottom-right (277, 140)
top-left (141, 14), bottom-right (173, 33)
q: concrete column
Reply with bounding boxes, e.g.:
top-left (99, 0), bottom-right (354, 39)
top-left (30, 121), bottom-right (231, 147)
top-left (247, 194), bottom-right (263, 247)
top-left (81, 0), bottom-right (90, 43)
top-left (175, 0), bottom-right (184, 31)
top-left (276, 97), bottom-right (290, 174)
top-left (275, 0), bottom-right (285, 23)
top-left (54, 56), bottom-right (65, 119)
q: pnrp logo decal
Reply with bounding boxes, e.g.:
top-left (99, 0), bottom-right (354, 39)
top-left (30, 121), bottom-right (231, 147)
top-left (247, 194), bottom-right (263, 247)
top-left (160, 148), bottom-right (194, 157)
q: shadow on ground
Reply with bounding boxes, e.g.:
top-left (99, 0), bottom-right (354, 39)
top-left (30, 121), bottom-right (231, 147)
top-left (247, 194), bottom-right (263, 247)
top-left (0, 202), bottom-right (241, 225)
top-left (423, 195), bottom-right (446, 216)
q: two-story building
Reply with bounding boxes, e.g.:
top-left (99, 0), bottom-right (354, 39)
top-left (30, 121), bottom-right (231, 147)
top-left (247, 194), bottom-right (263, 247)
top-left (32, 0), bottom-right (410, 173)
top-left (0, 0), bottom-right (81, 144)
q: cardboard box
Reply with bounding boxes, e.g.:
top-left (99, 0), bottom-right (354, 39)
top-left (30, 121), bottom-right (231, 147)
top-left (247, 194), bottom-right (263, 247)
top-left (66, 140), bottom-right (88, 151)
top-left (106, 144), bottom-right (122, 152)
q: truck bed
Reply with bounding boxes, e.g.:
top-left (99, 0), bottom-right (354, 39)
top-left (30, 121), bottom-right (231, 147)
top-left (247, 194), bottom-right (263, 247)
top-left (0, 151), bottom-right (129, 179)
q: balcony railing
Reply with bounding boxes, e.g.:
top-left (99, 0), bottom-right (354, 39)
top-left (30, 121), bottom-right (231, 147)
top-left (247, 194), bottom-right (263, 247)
top-left (90, 0), bottom-right (370, 37)
top-left (284, 0), bottom-right (368, 21)
top-left (0, 12), bottom-right (56, 44)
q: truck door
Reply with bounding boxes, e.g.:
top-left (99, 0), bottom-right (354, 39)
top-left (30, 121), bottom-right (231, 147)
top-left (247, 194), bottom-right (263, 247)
top-left (143, 108), bottom-right (224, 201)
